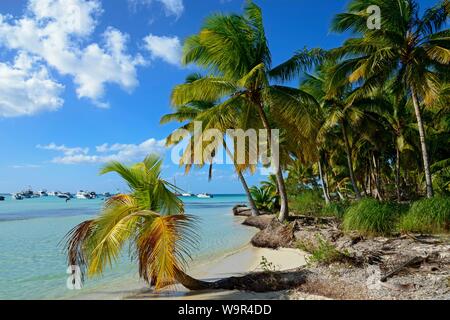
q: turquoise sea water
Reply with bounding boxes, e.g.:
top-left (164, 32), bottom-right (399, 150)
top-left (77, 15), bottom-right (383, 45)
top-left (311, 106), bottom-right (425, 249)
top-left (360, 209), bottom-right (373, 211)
top-left (0, 194), bottom-right (253, 300)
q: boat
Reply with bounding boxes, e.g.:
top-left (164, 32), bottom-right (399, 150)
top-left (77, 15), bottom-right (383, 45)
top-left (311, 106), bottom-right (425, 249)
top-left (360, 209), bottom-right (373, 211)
top-left (0, 196), bottom-right (5, 201)
top-left (21, 188), bottom-right (35, 198)
top-left (58, 192), bottom-right (72, 199)
top-left (197, 193), bottom-right (213, 198)
top-left (76, 191), bottom-right (92, 199)
top-left (38, 190), bottom-right (48, 197)
top-left (12, 193), bottom-right (24, 200)
top-left (181, 193), bottom-right (193, 197)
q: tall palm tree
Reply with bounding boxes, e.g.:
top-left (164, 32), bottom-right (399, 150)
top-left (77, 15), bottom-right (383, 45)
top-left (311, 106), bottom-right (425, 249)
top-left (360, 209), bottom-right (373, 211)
top-left (161, 74), bottom-right (261, 216)
top-left (332, 0), bottom-right (450, 198)
top-left (300, 61), bottom-right (366, 200)
top-left (173, 1), bottom-right (321, 221)
top-left (64, 154), bottom-right (213, 290)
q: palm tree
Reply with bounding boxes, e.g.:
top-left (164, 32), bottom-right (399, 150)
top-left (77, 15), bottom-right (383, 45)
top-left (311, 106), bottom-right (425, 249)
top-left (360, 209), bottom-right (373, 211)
top-left (173, 1), bottom-right (321, 221)
top-left (64, 154), bottom-right (306, 292)
top-left (332, 0), bottom-right (450, 198)
top-left (300, 61), bottom-right (366, 200)
top-left (64, 154), bottom-right (213, 290)
top-left (161, 74), bottom-right (261, 216)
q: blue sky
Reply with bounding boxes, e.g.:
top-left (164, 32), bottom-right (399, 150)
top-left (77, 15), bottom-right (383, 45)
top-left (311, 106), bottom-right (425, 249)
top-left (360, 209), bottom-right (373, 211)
top-left (0, 0), bottom-right (438, 193)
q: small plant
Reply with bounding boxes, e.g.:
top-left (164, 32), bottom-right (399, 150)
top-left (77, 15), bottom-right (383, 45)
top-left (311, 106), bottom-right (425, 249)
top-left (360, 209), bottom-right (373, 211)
top-left (297, 234), bottom-right (350, 265)
top-left (343, 198), bottom-right (406, 235)
top-left (258, 256), bottom-right (278, 272)
top-left (399, 197), bottom-right (450, 234)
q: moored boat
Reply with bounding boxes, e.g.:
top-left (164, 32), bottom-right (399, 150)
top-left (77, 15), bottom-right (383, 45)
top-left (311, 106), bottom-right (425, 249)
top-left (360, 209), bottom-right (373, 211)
top-left (196, 193), bottom-right (213, 198)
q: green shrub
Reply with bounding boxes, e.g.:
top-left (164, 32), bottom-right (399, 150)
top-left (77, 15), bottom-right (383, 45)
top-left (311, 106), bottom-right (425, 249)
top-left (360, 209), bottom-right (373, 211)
top-left (399, 197), bottom-right (450, 234)
top-left (320, 201), bottom-right (349, 218)
top-left (290, 190), bottom-right (325, 216)
top-left (297, 234), bottom-right (350, 265)
top-left (343, 198), bottom-right (406, 235)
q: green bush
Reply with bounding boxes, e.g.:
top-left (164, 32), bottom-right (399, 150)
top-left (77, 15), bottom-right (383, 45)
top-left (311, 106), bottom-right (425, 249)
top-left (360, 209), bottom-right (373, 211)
top-left (290, 190), bottom-right (324, 216)
top-left (399, 197), bottom-right (450, 234)
top-left (320, 201), bottom-right (349, 218)
top-left (343, 198), bottom-right (406, 235)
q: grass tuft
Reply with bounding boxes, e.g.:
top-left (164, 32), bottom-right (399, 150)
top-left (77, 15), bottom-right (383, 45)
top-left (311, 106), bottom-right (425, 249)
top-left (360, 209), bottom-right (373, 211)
top-left (342, 198), bottom-right (407, 236)
top-left (399, 197), bottom-right (450, 234)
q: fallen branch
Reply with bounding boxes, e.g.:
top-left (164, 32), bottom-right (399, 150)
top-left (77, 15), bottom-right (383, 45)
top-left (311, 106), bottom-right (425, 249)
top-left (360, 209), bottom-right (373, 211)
top-left (380, 256), bottom-right (425, 282)
top-left (405, 233), bottom-right (443, 245)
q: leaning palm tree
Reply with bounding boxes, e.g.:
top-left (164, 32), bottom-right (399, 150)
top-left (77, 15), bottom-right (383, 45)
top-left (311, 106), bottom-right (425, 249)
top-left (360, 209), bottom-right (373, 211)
top-left (161, 74), bottom-right (261, 216)
top-left (64, 154), bottom-right (213, 290)
top-left (332, 0), bottom-right (450, 198)
top-left (64, 155), bottom-right (306, 292)
top-left (173, 1), bottom-right (321, 221)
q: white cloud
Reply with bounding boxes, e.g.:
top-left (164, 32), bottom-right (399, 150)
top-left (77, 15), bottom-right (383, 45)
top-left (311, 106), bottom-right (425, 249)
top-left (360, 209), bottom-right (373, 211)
top-left (0, 52), bottom-right (64, 117)
top-left (143, 34), bottom-right (182, 66)
top-left (128, 0), bottom-right (184, 17)
top-left (38, 138), bottom-right (166, 164)
top-left (37, 143), bottom-right (89, 156)
top-left (11, 164), bottom-right (42, 169)
top-left (0, 0), bottom-right (145, 112)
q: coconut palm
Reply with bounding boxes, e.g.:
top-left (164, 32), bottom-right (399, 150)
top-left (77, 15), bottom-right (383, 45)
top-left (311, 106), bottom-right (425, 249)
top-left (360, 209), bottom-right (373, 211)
top-left (64, 154), bottom-right (215, 290)
top-left (172, 1), bottom-right (322, 221)
top-left (331, 0), bottom-right (450, 198)
top-left (161, 74), bottom-right (261, 216)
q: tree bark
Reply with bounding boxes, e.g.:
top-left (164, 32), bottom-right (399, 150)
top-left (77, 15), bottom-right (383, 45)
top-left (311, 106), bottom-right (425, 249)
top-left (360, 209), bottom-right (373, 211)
top-left (395, 144), bottom-right (401, 202)
top-left (411, 88), bottom-right (434, 198)
top-left (255, 100), bottom-right (289, 222)
top-left (318, 160), bottom-right (330, 204)
top-left (223, 140), bottom-right (260, 216)
top-left (372, 153), bottom-right (383, 201)
top-left (341, 122), bottom-right (362, 200)
top-left (174, 268), bottom-right (307, 292)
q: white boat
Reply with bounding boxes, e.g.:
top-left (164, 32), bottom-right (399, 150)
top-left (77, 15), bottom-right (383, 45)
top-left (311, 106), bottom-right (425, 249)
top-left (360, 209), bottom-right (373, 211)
top-left (181, 193), bottom-right (193, 197)
top-left (12, 193), bottom-right (24, 200)
top-left (197, 193), bottom-right (213, 198)
top-left (38, 190), bottom-right (48, 197)
top-left (58, 192), bottom-right (72, 199)
top-left (76, 191), bottom-right (92, 199)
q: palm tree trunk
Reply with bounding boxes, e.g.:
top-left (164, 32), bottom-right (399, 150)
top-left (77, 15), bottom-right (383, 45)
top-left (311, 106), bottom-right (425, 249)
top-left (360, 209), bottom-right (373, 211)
top-left (341, 123), bottom-right (362, 200)
top-left (318, 160), bottom-right (330, 204)
top-left (174, 268), bottom-right (212, 290)
top-left (396, 144), bottom-right (401, 202)
top-left (255, 101), bottom-right (289, 222)
top-left (223, 140), bottom-right (260, 216)
top-left (174, 268), bottom-right (307, 292)
top-left (372, 153), bottom-right (383, 201)
top-left (411, 88), bottom-right (434, 198)
top-left (324, 170), bottom-right (331, 201)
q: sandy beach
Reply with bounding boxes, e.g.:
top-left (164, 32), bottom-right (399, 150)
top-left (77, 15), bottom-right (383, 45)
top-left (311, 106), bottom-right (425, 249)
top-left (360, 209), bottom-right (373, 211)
top-left (71, 244), bottom-right (309, 300)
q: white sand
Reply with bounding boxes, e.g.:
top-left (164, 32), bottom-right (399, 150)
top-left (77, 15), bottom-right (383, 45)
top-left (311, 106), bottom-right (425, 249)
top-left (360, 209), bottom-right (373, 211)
top-left (70, 244), bottom-right (309, 300)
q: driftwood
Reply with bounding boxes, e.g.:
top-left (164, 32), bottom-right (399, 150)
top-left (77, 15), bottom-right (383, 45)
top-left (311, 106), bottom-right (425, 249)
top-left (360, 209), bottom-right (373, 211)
top-left (380, 256), bottom-right (426, 282)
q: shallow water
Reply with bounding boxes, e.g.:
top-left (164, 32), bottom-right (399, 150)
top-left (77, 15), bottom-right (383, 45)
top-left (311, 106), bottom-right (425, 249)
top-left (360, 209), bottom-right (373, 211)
top-left (0, 194), bottom-right (253, 299)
